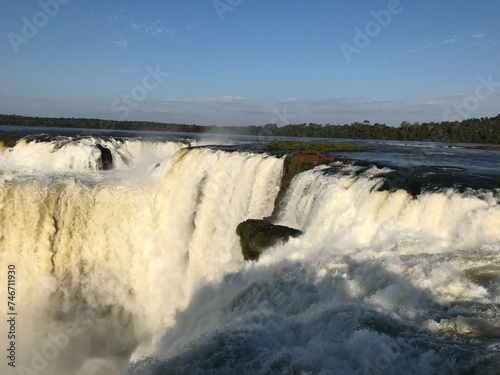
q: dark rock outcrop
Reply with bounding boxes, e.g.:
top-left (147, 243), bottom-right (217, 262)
top-left (236, 150), bottom-right (336, 261)
top-left (96, 144), bottom-right (113, 170)
top-left (272, 151), bottom-right (335, 216)
top-left (236, 219), bottom-right (302, 261)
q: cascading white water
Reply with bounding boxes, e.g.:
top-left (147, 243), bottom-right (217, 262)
top-left (271, 165), bottom-right (499, 310)
top-left (129, 163), bottom-right (500, 375)
top-left (1, 138), bottom-right (499, 374)
top-left (276, 164), bottom-right (500, 256)
top-left (0, 141), bottom-right (283, 375)
top-left (0, 137), bottom-right (187, 172)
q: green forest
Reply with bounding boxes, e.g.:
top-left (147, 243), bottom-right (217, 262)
top-left (1, 114), bottom-right (500, 144)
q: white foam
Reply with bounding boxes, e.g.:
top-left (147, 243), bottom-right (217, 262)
top-left (0, 136), bottom-right (187, 173)
top-left (0, 147), bottom-right (283, 375)
top-left (0, 150), bottom-right (498, 375)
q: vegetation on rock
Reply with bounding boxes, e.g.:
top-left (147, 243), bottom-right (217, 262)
top-left (236, 150), bottom-right (337, 261)
top-left (266, 140), bottom-right (369, 152)
top-left (272, 151), bottom-right (336, 216)
top-left (236, 219), bottom-right (302, 261)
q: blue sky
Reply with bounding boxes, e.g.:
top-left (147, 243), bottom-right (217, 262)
top-left (1, 0), bottom-right (499, 126)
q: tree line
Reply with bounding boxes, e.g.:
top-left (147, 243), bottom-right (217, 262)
top-left (1, 114), bottom-right (500, 144)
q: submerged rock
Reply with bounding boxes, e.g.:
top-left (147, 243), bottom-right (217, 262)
top-left (148, 163), bottom-right (162, 174)
top-left (96, 144), bottom-right (113, 170)
top-left (236, 219), bottom-right (302, 261)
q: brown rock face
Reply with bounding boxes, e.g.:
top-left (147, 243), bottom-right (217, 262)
top-left (236, 151), bottom-right (336, 261)
top-left (281, 151), bottom-right (335, 186)
top-left (272, 151), bottom-right (335, 216)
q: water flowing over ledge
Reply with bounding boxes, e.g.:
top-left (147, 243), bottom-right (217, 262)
top-left (0, 136), bottom-right (499, 374)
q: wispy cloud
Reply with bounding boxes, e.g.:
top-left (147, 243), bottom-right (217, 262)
top-left (132, 94), bottom-right (500, 126)
top-left (129, 20), bottom-right (175, 39)
top-left (406, 35), bottom-right (460, 54)
top-left (470, 32), bottom-right (496, 49)
top-left (4, 94), bottom-right (499, 127)
top-left (119, 68), bottom-right (140, 73)
top-left (408, 32), bottom-right (496, 54)
top-left (113, 40), bottom-right (128, 50)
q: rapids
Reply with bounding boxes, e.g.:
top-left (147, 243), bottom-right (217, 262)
top-left (0, 133), bottom-right (499, 374)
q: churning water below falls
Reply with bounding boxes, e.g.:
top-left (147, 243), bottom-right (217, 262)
top-left (0, 126), bottom-right (499, 375)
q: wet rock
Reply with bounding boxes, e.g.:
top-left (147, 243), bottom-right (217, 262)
top-left (96, 144), bottom-right (113, 170)
top-left (236, 219), bottom-right (302, 261)
top-left (272, 151), bottom-right (336, 216)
